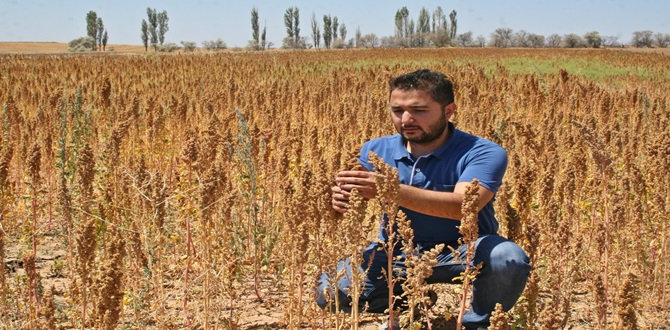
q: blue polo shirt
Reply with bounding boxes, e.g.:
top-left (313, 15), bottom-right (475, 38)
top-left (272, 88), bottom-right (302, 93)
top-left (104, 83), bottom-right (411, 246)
top-left (357, 122), bottom-right (508, 244)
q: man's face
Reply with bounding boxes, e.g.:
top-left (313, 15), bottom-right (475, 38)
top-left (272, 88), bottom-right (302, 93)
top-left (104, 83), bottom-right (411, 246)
top-left (389, 89), bottom-right (454, 144)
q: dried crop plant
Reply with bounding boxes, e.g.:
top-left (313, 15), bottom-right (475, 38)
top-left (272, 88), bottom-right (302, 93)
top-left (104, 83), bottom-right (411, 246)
top-left (93, 225), bottom-right (126, 330)
top-left (370, 152), bottom-right (403, 328)
top-left (0, 144), bottom-right (12, 324)
top-left (40, 285), bottom-right (57, 330)
top-left (282, 164), bottom-right (313, 328)
top-left (0, 224), bottom-right (6, 325)
top-left (22, 250), bottom-right (38, 329)
top-left (454, 179), bottom-right (482, 330)
top-left (309, 160), bottom-right (349, 329)
top-left (26, 142), bottom-right (41, 264)
top-left (340, 186), bottom-right (374, 329)
top-left (612, 272), bottom-right (639, 330)
top-left (572, 120), bottom-right (614, 325)
top-left (177, 129), bottom-right (199, 327)
top-left (488, 303), bottom-right (510, 330)
top-left (397, 215), bottom-right (443, 330)
top-left (71, 142), bottom-right (97, 329)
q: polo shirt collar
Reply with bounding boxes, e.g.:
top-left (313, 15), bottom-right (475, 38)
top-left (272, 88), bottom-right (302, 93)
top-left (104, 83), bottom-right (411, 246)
top-left (392, 122), bottom-right (459, 161)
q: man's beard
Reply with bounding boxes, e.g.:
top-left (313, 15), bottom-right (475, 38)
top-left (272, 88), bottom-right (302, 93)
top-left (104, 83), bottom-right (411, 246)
top-left (401, 114), bottom-right (448, 144)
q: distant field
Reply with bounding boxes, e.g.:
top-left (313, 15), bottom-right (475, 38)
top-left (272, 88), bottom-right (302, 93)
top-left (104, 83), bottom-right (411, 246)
top-left (1, 41), bottom-right (669, 55)
top-left (0, 42), bottom-right (147, 54)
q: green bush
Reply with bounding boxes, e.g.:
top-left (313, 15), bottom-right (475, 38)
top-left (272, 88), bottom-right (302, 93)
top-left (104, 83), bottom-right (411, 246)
top-left (68, 37), bottom-right (96, 52)
top-left (202, 39), bottom-right (227, 51)
top-left (158, 43), bottom-right (180, 52)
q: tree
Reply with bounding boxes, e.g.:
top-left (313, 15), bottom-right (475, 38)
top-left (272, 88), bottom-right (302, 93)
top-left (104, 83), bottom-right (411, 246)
top-left (490, 28), bottom-right (513, 47)
top-left (546, 34), bottom-right (562, 48)
top-left (181, 41), bottom-right (196, 52)
top-left (448, 10), bottom-right (457, 40)
top-left (359, 33), bottom-right (380, 48)
top-left (102, 30), bottom-right (109, 51)
top-left (562, 34), bottom-right (585, 48)
top-left (145, 8), bottom-right (168, 51)
top-left (96, 17), bottom-right (105, 51)
top-left (283, 7), bottom-right (300, 48)
top-left (339, 24), bottom-right (347, 43)
top-left (584, 31), bottom-right (602, 48)
top-left (474, 35), bottom-right (486, 47)
top-left (631, 30), bottom-right (654, 47)
top-left (86, 11), bottom-right (97, 40)
top-left (512, 30), bottom-right (530, 47)
top-left (408, 19), bottom-right (416, 46)
top-left (147, 8), bottom-right (158, 50)
top-left (310, 12), bottom-right (321, 49)
top-left (429, 7), bottom-right (449, 47)
top-left (417, 7), bottom-right (430, 47)
top-left (261, 25), bottom-right (267, 49)
top-left (394, 7), bottom-right (410, 47)
top-left (654, 33), bottom-right (670, 48)
top-left (323, 15), bottom-right (332, 48)
top-left (157, 11), bottom-right (169, 46)
top-left (284, 7), bottom-right (295, 41)
top-left (141, 19), bottom-right (149, 51)
top-left (293, 8), bottom-right (300, 45)
top-left (456, 32), bottom-right (473, 47)
top-left (431, 7), bottom-right (443, 33)
top-left (355, 26), bottom-right (362, 48)
top-left (332, 16), bottom-right (339, 40)
top-left (248, 7), bottom-right (265, 51)
top-left (602, 35), bottom-right (621, 48)
top-left (251, 7), bottom-right (260, 47)
top-left (528, 33), bottom-right (545, 48)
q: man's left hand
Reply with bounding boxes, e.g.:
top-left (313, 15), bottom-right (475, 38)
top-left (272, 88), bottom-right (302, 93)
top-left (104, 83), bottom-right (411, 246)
top-left (335, 170), bottom-right (378, 199)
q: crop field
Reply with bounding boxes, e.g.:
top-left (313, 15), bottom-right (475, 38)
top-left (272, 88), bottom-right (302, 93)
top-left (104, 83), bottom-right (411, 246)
top-left (0, 48), bottom-right (669, 329)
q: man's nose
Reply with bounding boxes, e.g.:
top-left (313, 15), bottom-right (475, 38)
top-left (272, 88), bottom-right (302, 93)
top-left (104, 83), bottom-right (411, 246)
top-left (402, 111), bottom-right (414, 124)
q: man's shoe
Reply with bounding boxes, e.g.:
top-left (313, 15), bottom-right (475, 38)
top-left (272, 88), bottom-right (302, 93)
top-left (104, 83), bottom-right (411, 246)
top-left (412, 289), bottom-right (438, 316)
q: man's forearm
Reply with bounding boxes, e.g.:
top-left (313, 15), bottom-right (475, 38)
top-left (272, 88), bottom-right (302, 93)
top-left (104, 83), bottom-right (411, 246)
top-left (397, 184), bottom-right (465, 220)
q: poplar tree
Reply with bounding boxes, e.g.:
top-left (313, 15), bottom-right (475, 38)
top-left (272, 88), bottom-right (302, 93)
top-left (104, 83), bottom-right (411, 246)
top-left (141, 19), bottom-right (149, 51)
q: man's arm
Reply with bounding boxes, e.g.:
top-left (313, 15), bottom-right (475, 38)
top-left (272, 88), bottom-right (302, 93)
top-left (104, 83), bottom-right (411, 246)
top-left (332, 170), bottom-right (494, 220)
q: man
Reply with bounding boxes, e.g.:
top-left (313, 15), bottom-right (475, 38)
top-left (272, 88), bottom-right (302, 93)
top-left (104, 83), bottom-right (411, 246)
top-left (316, 69), bottom-right (531, 330)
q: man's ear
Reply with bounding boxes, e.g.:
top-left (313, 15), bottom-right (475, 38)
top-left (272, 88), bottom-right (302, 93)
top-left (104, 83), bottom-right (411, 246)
top-left (444, 103), bottom-right (457, 117)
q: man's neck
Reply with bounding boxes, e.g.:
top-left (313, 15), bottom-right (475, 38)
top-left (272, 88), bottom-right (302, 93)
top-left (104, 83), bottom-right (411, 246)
top-left (406, 126), bottom-right (452, 158)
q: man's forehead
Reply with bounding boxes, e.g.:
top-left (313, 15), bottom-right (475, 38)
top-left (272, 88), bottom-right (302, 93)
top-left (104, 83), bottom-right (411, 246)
top-left (390, 89), bottom-right (433, 102)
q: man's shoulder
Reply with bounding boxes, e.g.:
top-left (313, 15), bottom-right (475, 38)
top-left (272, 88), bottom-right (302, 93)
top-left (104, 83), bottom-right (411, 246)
top-left (362, 134), bottom-right (402, 149)
top-left (358, 134), bottom-right (403, 167)
top-left (454, 129), bottom-right (505, 154)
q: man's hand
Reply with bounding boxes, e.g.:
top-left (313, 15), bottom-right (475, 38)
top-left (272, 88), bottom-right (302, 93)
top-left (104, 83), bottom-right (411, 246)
top-left (331, 170), bottom-right (377, 213)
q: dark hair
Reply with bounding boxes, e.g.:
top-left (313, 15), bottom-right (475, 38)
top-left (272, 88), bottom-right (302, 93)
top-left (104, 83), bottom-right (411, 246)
top-left (389, 69), bottom-right (455, 107)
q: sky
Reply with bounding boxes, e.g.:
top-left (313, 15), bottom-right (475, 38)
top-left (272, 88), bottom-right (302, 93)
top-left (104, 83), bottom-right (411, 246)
top-left (0, 0), bottom-right (668, 48)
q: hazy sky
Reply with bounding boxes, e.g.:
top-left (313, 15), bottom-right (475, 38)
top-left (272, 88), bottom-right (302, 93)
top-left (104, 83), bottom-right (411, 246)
top-left (0, 0), bottom-right (668, 47)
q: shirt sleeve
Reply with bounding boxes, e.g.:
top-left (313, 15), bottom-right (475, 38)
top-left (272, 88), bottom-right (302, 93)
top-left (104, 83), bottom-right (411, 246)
top-left (356, 142), bottom-right (376, 172)
top-left (457, 141), bottom-right (508, 193)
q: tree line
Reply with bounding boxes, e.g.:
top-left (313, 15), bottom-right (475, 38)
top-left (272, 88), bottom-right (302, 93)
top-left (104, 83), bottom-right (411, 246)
top-left (69, 6), bottom-right (670, 53)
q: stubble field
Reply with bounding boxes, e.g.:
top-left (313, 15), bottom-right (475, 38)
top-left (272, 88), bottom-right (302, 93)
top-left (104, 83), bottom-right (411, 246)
top-left (0, 46), bottom-right (669, 329)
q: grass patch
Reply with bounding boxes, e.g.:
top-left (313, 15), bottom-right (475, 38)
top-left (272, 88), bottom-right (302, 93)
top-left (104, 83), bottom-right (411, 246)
top-left (454, 56), bottom-right (665, 82)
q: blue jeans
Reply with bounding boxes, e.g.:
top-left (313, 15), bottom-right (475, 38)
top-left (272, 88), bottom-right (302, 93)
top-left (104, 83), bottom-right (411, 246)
top-left (315, 235), bottom-right (531, 328)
